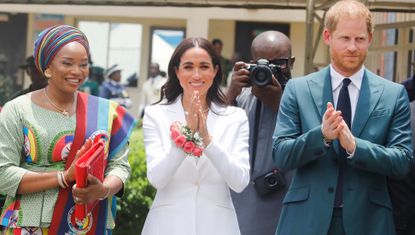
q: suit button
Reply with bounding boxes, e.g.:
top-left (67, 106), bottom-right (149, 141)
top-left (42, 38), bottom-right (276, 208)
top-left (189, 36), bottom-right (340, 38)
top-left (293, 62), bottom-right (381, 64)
top-left (328, 187), bottom-right (334, 193)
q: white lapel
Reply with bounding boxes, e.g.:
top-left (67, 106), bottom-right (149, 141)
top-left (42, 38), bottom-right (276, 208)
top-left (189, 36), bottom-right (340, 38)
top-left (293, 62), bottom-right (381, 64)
top-left (164, 96), bottom-right (186, 122)
top-left (197, 103), bottom-right (229, 171)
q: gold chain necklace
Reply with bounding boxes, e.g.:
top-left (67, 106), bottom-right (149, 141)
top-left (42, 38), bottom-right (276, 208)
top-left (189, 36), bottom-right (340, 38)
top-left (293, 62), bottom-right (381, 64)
top-left (44, 87), bottom-right (74, 117)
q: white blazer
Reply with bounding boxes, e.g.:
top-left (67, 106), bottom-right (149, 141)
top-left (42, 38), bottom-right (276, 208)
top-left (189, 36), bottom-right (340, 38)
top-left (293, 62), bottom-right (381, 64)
top-left (141, 97), bottom-right (250, 235)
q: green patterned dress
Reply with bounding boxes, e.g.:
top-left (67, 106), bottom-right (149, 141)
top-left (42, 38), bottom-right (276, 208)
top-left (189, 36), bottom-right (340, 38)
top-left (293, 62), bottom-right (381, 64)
top-left (0, 94), bottom-right (131, 230)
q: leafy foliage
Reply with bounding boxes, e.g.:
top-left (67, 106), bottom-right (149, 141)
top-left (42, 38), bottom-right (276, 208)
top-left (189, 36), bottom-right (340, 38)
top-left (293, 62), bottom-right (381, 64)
top-left (113, 128), bottom-right (155, 234)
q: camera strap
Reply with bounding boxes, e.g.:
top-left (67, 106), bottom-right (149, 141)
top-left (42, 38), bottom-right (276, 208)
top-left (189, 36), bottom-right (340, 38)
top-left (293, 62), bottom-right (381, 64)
top-left (250, 99), bottom-right (262, 176)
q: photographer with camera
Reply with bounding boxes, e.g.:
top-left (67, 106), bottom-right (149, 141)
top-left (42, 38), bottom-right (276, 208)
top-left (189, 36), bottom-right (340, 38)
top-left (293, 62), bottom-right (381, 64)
top-left (227, 30), bottom-right (295, 235)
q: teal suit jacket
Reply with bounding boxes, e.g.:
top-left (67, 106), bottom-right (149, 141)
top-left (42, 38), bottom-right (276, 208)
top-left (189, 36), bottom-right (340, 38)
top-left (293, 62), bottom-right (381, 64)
top-left (273, 66), bottom-right (412, 235)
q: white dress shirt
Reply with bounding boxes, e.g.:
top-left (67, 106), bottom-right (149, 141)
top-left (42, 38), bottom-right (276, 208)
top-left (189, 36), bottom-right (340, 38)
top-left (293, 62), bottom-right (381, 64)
top-left (330, 64), bottom-right (364, 126)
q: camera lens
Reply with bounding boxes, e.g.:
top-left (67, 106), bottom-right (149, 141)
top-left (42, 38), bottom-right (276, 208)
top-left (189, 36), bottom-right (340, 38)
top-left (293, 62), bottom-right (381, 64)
top-left (267, 175), bottom-right (277, 186)
top-left (255, 71), bottom-right (267, 82)
top-left (250, 66), bottom-right (272, 87)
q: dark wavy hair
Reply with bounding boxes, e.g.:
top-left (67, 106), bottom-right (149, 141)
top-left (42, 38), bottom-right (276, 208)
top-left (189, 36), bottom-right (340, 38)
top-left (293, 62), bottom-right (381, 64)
top-left (156, 37), bottom-right (227, 107)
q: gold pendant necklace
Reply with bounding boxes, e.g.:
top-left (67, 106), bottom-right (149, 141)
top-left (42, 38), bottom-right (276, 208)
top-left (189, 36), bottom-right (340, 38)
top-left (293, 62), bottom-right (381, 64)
top-left (44, 87), bottom-right (74, 117)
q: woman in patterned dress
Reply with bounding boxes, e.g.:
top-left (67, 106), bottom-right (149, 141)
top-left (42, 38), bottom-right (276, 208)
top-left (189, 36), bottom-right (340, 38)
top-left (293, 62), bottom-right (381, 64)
top-left (0, 25), bottom-right (135, 235)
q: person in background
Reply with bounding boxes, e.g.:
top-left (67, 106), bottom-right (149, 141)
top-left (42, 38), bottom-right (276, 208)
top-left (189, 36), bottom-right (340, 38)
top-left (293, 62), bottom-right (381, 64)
top-left (388, 99), bottom-right (415, 235)
top-left (388, 60), bottom-right (415, 235)
top-left (0, 24), bottom-right (136, 234)
top-left (99, 64), bottom-right (133, 108)
top-left (0, 54), bottom-right (13, 106)
top-left (273, 1), bottom-right (412, 234)
top-left (141, 37), bottom-right (250, 235)
top-left (79, 65), bottom-right (100, 96)
top-left (401, 61), bottom-right (415, 102)
top-left (212, 38), bottom-right (232, 88)
top-left (10, 56), bottom-right (48, 100)
top-left (138, 62), bottom-right (167, 118)
top-left (92, 65), bottom-right (105, 85)
top-left (226, 30), bottom-right (294, 235)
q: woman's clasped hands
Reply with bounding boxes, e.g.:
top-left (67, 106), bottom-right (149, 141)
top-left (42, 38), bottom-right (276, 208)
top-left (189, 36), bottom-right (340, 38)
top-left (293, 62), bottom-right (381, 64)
top-left (184, 91), bottom-right (211, 147)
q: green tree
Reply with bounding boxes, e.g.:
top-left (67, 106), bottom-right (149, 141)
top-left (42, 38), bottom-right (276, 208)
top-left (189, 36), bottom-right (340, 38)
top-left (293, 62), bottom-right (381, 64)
top-left (113, 128), bottom-right (155, 234)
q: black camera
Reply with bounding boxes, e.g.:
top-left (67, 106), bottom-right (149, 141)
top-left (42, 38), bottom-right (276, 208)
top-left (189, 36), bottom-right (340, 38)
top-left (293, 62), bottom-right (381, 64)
top-left (253, 169), bottom-right (286, 196)
top-left (246, 59), bottom-right (288, 87)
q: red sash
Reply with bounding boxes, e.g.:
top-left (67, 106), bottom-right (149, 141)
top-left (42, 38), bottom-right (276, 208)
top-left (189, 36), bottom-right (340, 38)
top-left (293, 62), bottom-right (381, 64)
top-left (50, 93), bottom-right (107, 234)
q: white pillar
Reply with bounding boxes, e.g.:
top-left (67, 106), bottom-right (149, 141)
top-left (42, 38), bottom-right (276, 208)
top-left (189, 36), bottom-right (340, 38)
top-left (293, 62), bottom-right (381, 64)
top-left (186, 11), bottom-right (209, 38)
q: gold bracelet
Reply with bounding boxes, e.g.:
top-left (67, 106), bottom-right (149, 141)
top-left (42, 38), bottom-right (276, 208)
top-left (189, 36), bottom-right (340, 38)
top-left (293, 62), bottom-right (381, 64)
top-left (60, 171), bottom-right (69, 188)
top-left (99, 183), bottom-right (110, 200)
top-left (57, 171), bottom-right (66, 188)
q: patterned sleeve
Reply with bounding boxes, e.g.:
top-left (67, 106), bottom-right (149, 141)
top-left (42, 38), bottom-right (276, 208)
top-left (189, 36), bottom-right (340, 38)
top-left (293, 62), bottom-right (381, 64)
top-left (0, 101), bottom-right (28, 197)
top-left (105, 143), bottom-right (131, 184)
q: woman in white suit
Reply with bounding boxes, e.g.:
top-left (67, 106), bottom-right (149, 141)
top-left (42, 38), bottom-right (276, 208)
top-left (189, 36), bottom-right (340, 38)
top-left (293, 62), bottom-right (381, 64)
top-left (141, 37), bottom-right (250, 235)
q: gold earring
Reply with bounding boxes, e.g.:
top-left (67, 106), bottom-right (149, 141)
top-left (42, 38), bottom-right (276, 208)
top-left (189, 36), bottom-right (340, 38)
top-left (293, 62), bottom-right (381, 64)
top-left (44, 69), bottom-right (52, 79)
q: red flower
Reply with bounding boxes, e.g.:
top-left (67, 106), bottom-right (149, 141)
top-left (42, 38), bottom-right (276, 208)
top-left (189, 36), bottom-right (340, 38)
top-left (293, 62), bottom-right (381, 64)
top-left (183, 141), bottom-right (195, 153)
top-left (174, 135), bottom-right (186, 147)
top-left (170, 121), bottom-right (181, 132)
top-left (192, 147), bottom-right (203, 157)
top-left (170, 121), bottom-right (204, 157)
top-left (170, 129), bottom-right (180, 140)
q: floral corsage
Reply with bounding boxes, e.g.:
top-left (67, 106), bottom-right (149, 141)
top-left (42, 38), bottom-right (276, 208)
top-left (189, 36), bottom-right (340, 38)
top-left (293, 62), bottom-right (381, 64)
top-left (170, 121), bottom-right (204, 157)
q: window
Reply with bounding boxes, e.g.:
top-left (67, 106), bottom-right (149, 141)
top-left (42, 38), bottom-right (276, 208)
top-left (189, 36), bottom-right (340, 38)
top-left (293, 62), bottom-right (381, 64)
top-left (367, 12), bottom-right (415, 82)
top-left (149, 27), bottom-right (185, 75)
top-left (78, 21), bottom-right (143, 86)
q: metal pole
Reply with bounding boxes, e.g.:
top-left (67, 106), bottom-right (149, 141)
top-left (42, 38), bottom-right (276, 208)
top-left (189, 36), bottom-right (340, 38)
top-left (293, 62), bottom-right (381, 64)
top-left (304, 0), bottom-right (315, 75)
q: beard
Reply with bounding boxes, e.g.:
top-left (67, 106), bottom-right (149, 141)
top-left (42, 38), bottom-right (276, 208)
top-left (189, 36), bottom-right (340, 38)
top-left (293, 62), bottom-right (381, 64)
top-left (332, 52), bottom-right (366, 76)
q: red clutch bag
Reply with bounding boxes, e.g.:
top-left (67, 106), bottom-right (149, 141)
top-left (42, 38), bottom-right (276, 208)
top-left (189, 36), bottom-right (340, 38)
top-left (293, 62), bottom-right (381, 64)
top-left (74, 140), bottom-right (106, 224)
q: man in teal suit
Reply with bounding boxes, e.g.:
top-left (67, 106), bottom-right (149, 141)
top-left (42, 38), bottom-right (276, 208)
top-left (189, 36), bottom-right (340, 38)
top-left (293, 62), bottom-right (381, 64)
top-left (273, 1), bottom-right (412, 235)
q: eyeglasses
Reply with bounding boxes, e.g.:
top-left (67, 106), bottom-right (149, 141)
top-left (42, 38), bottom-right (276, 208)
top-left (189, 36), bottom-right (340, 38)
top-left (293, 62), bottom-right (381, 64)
top-left (269, 58), bottom-right (290, 70)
